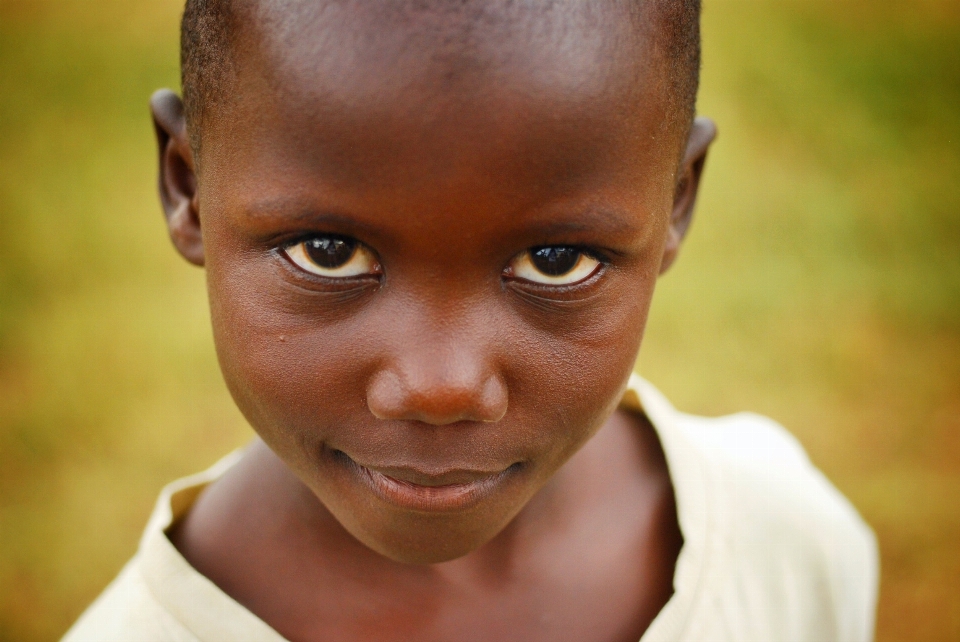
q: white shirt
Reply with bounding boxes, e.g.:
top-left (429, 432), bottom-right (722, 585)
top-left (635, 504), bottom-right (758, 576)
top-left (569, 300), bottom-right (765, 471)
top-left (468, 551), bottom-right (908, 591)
top-left (63, 376), bottom-right (879, 641)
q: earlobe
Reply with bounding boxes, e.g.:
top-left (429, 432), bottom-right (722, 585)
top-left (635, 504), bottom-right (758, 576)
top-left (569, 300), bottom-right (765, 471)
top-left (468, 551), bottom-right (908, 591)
top-left (150, 89), bottom-right (204, 267)
top-left (659, 116), bottom-right (717, 275)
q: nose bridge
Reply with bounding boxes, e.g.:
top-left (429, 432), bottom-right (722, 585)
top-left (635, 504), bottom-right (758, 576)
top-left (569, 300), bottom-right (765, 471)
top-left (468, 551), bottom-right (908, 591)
top-left (366, 294), bottom-right (508, 425)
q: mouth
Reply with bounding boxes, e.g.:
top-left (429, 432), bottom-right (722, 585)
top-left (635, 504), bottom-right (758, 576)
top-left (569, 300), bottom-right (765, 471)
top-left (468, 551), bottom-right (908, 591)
top-left (334, 450), bottom-right (520, 513)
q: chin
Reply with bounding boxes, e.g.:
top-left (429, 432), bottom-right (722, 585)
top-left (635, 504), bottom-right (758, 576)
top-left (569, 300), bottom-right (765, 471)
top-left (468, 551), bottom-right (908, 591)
top-left (348, 509), bottom-right (519, 565)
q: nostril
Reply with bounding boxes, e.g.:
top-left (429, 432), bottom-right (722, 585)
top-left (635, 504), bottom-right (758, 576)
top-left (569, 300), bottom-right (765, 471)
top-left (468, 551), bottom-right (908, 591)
top-left (366, 369), bottom-right (507, 425)
top-left (366, 370), bottom-right (406, 421)
top-left (479, 375), bottom-right (508, 423)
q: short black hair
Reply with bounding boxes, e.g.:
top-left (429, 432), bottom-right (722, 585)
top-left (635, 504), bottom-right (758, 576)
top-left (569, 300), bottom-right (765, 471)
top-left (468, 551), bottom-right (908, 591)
top-left (180, 0), bottom-right (701, 155)
top-left (180, 0), bottom-right (236, 153)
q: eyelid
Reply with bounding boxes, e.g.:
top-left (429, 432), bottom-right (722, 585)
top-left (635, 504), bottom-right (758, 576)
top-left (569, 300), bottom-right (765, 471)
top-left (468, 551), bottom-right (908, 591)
top-left (283, 238), bottom-right (381, 278)
top-left (505, 248), bottom-right (603, 286)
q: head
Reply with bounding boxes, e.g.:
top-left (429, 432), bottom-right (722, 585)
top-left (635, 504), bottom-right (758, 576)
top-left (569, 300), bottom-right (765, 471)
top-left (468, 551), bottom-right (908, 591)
top-left (151, 0), bottom-right (715, 564)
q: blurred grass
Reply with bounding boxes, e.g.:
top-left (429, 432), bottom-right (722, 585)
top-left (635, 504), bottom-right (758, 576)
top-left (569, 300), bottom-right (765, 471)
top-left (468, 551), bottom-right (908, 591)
top-left (0, 0), bottom-right (957, 640)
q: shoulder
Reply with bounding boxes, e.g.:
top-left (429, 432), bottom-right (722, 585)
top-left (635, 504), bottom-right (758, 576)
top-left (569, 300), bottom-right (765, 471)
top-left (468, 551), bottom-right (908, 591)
top-left (62, 450), bottom-right (259, 642)
top-left (675, 409), bottom-right (873, 548)
top-left (675, 409), bottom-right (880, 640)
top-left (630, 376), bottom-right (878, 639)
top-left (61, 558), bottom-right (198, 642)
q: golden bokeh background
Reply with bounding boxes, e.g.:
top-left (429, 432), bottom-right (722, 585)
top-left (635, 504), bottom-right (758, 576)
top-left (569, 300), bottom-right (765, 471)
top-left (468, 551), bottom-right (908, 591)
top-left (1, 0), bottom-right (957, 639)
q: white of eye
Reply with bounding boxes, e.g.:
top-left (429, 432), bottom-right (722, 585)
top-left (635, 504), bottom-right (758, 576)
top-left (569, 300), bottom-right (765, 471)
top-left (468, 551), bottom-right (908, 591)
top-left (284, 239), bottom-right (380, 278)
top-left (507, 249), bottom-right (601, 285)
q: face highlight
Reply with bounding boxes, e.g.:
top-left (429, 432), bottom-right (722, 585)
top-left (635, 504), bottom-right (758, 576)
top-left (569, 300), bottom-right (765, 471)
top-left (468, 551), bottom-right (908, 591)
top-left (154, 0), bottom-right (713, 564)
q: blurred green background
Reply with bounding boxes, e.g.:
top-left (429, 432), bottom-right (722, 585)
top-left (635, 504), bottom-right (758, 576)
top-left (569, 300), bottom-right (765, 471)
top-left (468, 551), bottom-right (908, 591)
top-left (0, 0), bottom-right (957, 639)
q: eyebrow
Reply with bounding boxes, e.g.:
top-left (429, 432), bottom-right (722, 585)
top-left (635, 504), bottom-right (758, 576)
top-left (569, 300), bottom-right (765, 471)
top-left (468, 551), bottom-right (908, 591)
top-left (242, 195), bottom-right (643, 244)
top-left (241, 196), bottom-right (385, 235)
top-left (520, 208), bottom-right (640, 239)
top-left (244, 197), bottom-right (351, 222)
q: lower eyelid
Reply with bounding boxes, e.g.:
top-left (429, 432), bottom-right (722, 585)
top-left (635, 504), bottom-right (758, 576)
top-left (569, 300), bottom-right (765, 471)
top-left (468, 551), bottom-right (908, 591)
top-left (274, 257), bottom-right (383, 296)
top-left (506, 262), bottom-right (605, 292)
top-left (507, 252), bottom-right (601, 286)
top-left (505, 268), bottom-right (608, 307)
top-left (283, 241), bottom-right (381, 278)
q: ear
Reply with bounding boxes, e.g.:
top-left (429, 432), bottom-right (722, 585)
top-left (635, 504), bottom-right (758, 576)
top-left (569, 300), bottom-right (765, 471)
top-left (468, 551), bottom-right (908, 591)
top-left (151, 89), bottom-right (204, 266)
top-left (659, 116), bottom-right (717, 275)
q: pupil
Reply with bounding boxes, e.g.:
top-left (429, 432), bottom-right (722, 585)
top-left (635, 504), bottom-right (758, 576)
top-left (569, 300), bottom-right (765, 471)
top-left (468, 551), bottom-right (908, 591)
top-left (305, 236), bottom-right (356, 268)
top-left (531, 246), bottom-right (580, 276)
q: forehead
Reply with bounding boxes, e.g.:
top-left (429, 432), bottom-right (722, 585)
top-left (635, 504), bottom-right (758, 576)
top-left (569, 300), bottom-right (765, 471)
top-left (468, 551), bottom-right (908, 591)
top-left (204, 0), bottom-right (677, 198)
top-left (245, 0), bottom-right (648, 91)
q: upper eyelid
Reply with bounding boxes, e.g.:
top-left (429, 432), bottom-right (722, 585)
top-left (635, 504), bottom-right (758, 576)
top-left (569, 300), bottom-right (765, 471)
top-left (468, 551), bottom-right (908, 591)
top-left (504, 253), bottom-right (604, 289)
top-left (278, 238), bottom-right (606, 258)
top-left (279, 238), bottom-right (610, 274)
top-left (280, 235), bottom-right (378, 261)
top-left (275, 249), bottom-right (382, 285)
top-left (280, 237), bottom-right (382, 277)
top-left (503, 246), bottom-right (609, 270)
top-left (281, 232), bottom-right (357, 247)
top-left (257, 228), bottom-right (370, 254)
top-left (525, 245), bottom-right (610, 262)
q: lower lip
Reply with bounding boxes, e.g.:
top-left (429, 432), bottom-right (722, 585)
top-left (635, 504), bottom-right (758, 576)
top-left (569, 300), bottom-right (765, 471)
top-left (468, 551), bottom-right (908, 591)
top-left (341, 455), bottom-right (516, 513)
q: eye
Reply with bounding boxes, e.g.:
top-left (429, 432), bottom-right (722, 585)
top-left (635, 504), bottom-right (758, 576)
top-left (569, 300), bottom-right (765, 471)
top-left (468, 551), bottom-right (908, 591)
top-left (283, 236), bottom-right (380, 278)
top-left (506, 246), bottom-right (601, 285)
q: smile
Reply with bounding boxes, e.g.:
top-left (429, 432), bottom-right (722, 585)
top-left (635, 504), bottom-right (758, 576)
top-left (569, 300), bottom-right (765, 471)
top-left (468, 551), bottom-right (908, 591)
top-left (337, 452), bottom-right (519, 513)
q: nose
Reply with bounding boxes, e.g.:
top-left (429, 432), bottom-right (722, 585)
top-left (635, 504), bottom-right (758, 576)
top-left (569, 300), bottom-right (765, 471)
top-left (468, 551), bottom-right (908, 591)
top-left (366, 324), bottom-right (508, 426)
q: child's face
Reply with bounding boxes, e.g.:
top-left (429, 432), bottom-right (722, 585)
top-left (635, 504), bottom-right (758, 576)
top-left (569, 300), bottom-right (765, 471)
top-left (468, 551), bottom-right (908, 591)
top-left (153, 3), bottom-right (713, 564)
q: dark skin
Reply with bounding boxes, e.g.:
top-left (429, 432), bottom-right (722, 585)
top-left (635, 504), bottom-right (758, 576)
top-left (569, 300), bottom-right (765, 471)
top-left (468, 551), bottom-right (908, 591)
top-left (153, 2), bottom-right (715, 640)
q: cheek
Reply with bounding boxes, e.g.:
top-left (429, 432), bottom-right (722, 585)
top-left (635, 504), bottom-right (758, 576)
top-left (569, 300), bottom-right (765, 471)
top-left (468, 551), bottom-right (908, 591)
top-left (205, 253), bottom-right (369, 459)
top-left (509, 290), bottom-right (651, 450)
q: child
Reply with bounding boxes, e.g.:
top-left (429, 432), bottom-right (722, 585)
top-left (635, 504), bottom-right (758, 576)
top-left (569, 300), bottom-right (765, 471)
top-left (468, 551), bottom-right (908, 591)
top-left (64, 0), bottom-right (878, 640)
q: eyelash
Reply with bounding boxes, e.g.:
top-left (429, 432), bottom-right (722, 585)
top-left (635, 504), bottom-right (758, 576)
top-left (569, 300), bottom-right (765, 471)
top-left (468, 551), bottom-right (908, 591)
top-left (278, 235), bottom-right (609, 288)
top-left (282, 235), bottom-right (381, 279)
top-left (504, 247), bottom-right (606, 287)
